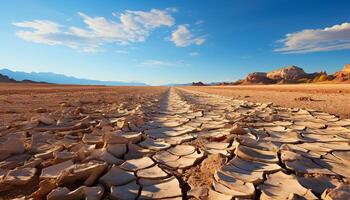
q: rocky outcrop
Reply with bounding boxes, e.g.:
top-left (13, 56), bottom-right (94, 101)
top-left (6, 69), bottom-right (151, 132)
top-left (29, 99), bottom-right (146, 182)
top-left (192, 81), bottom-right (206, 86)
top-left (267, 66), bottom-right (311, 83)
top-left (333, 64), bottom-right (350, 82)
top-left (344, 64), bottom-right (350, 72)
top-left (242, 72), bottom-right (275, 84)
top-left (234, 65), bottom-right (332, 85)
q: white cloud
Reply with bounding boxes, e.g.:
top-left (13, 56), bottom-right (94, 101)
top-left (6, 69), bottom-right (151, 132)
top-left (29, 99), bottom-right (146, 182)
top-left (13, 8), bottom-right (175, 52)
top-left (13, 20), bottom-right (99, 51)
top-left (275, 22), bottom-right (350, 54)
top-left (141, 59), bottom-right (175, 66)
top-left (14, 20), bottom-right (61, 34)
top-left (141, 59), bottom-right (190, 67)
top-left (115, 50), bottom-right (129, 54)
top-left (166, 7), bottom-right (178, 12)
top-left (170, 25), bottom-right (205, 47)
top-left (195, 20), bottom-right (204, 25)
top-left (189, 52), bottom-right (200, 56)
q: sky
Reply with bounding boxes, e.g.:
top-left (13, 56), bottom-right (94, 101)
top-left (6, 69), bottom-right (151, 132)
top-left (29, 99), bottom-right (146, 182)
top-left (1, 0), bottom-right (350, 85)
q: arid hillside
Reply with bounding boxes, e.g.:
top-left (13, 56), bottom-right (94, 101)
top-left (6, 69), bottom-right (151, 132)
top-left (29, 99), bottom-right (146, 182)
top-left (333, 64), bottom-right (350, 83)
top-left (0, 74), bottom-right (17, 83)
top-left (231, 64), bottom-right (350, 85)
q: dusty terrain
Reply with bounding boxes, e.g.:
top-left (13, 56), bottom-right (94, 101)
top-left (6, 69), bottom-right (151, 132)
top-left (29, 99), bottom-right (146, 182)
top-left (0, 83), bottom-right (350, 200)
top-left (0, 84), bottom-right (167, 127)
top-left (184, 84), bottom-right (350, 119)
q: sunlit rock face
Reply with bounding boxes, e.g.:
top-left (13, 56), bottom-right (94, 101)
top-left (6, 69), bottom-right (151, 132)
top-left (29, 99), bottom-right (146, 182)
top-left (235, 65), bottom-right (334, 84)
top-left (334, 64), bottom-right (350, 82)
top-left (341, 64), bottom-right (350, 73)
top-left (266, 65), bottom-right (306, 82)
top-left (244, 72), bottom-right (275, 84)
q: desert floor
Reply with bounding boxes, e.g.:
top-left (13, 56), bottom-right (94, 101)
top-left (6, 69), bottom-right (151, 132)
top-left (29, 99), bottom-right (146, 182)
top-left (0, 83), bottom-right (349, 199)
top-left (183, 84), bottom-right (350, 119)
top-left (0, 83), bottom-right (167, 127)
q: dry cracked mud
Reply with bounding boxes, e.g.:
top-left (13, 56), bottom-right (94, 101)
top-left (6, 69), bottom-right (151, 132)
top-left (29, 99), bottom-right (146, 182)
top-left (1, 87), bottom-right (350, 200)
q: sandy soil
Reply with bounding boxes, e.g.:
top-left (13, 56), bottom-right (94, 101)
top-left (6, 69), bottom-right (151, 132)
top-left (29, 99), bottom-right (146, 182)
top-left (0, 83), bottom-right (168, 127)
top-left (1, 85), bottom-right (350, 199)
top-left (185, 154), bottom-right (227, 188)
top-left (181, 84), bottom-right (350, 119)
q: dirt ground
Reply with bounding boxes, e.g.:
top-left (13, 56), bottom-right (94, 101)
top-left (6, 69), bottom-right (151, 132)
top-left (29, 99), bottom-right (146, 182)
top-left (1, 83), bottom-right (349, 125)
top-left (182, 84), bottom-right (350, 119)
top-left (1, 84), bottom-right (350, 199)
top-left (0, 83), bottom-right (168, 127)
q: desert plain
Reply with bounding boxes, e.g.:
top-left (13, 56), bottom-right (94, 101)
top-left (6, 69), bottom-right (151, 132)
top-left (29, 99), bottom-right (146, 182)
top-left (184, 84), bottom-right (350, 119)
top-left (1, 83), bottom-right (350, 200)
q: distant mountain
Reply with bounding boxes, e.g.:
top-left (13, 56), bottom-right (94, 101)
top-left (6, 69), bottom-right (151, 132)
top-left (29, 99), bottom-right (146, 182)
top-left (0, 68), bottom-right (147, 86)
top-left (232, 65), bottom-right (333, 85)
top-left (162, 82), bottom-right (222, 86)
top-left (161, 83), bottom-right (192, 86)
top-left (0, 72), bottom-right (50, 84)
top-left (333, 64), bottom-right (350, 83)
top-left (0, 73), bottom-right (17, 83)
top-left (192, 81), bottom-right (206, 86)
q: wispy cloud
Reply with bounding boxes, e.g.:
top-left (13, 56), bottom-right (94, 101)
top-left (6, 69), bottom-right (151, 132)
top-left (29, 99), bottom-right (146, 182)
top-left (13, 8), bottom-right (175, 52)
top-left (275, 22), bottom-right (350, 54)
top-left (141, 59), bottom-right (190, 67)
top-left (141, 59), bottom-right (174, 66)
top-left (170, 25), bottom-right (205, 47)
top-left (195, 20), bottom-right (204, 25)
top-left (189, 52), bottom-right (200, 56)
top-left (115, 50), bottom-right (129, 54)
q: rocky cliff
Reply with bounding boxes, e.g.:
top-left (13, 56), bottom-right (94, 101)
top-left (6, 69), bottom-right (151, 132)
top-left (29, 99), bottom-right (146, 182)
top-left (243, 72), bottom-right (275, 84)
top-left (235, 65), bottom-right (332, 85)
top-left (333, 64), bottom-right (350, 83)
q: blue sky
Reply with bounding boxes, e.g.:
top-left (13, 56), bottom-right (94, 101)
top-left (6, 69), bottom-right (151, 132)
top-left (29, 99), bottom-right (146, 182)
top-left (1, 0), bottom-right (350, 85)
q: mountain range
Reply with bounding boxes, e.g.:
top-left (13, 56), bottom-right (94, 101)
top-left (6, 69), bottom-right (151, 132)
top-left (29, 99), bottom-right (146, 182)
top-left (160, 83), bottom-right (192, 86)
top-left (221, 64), bottom-right (350, 85)
top-left (0, 73), bottom-right (18, 83)
top-left (2, 65), bottom-right (350, 87)
top-left (0, 68), bottom-right (147, 86)
top-left (189, 64), bottom-right (350, 86)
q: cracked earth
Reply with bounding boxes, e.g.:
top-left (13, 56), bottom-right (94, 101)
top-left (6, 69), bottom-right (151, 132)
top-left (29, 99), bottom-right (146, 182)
top-left (1, 87), bottom-right (350, 199)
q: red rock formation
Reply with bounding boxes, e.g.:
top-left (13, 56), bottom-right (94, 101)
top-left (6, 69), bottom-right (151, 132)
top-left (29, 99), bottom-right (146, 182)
top-left (233, 66), bottom-right (332, 85)
top-left (242, 72), bottom-right (275, 84)
top-left (333, 64), bottom-right (350, 82)
top-left (266, 66), bottom-right (307, 83)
